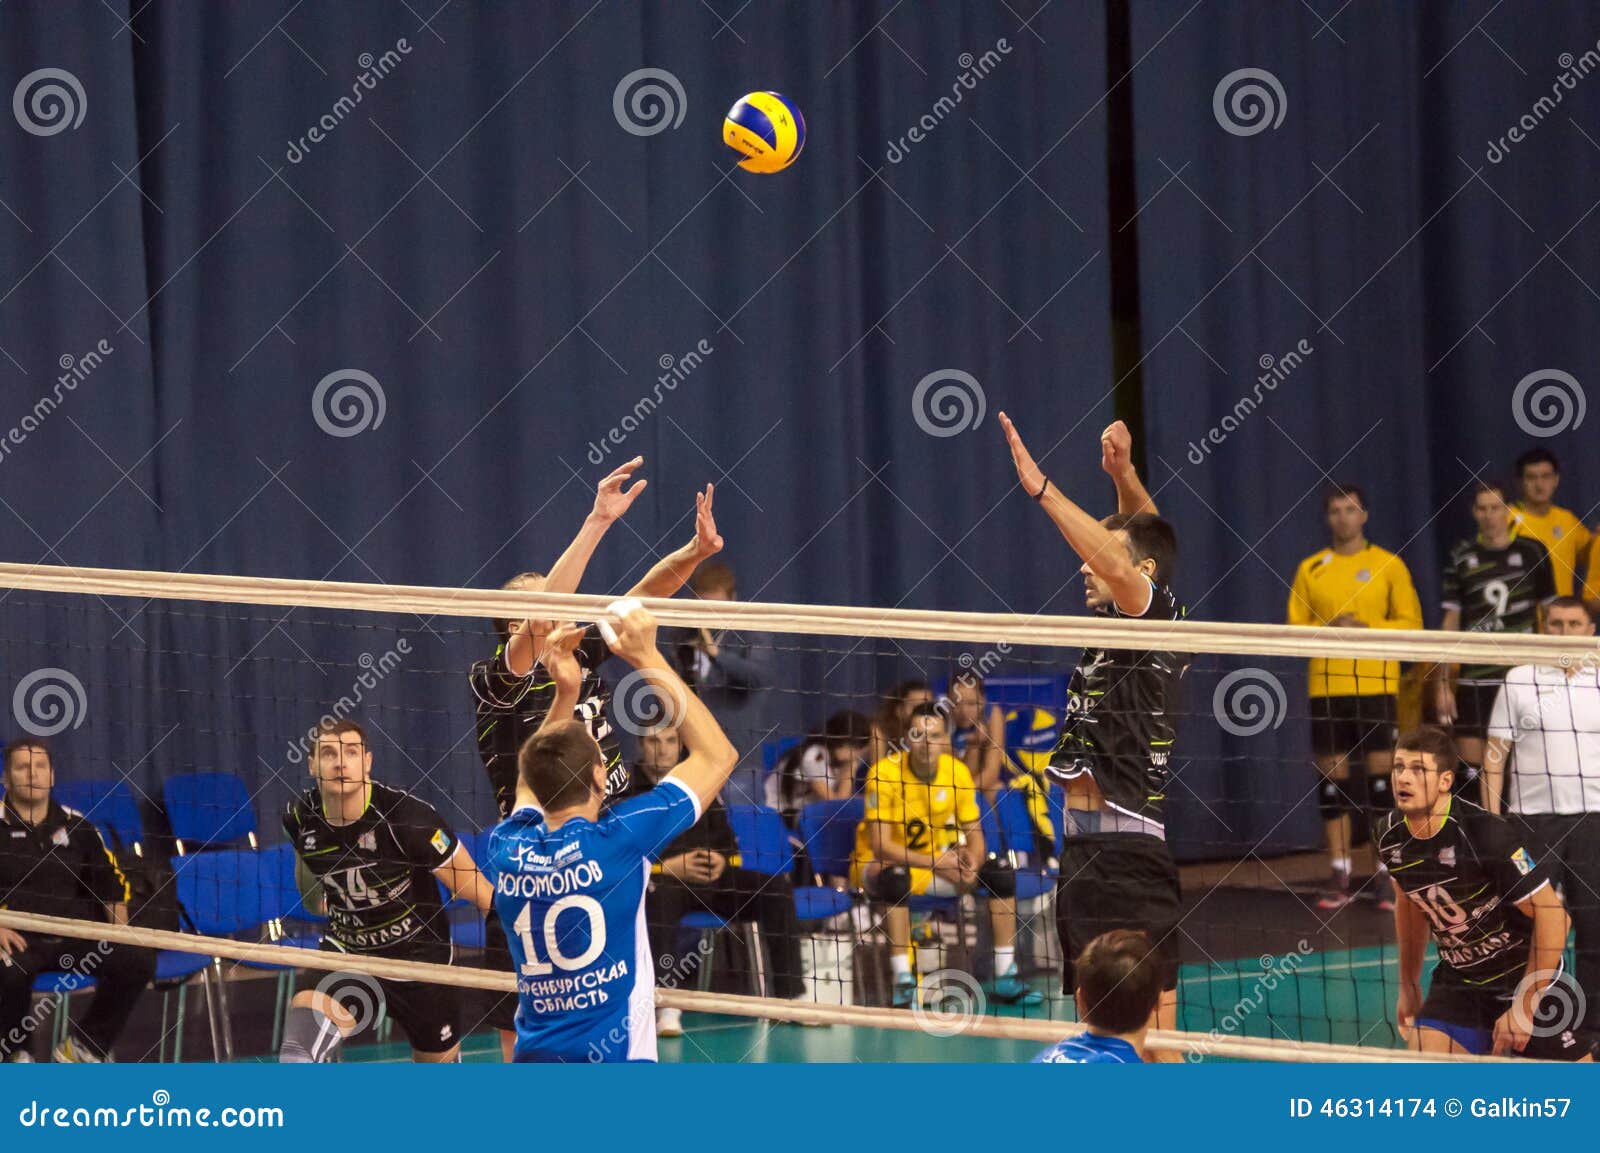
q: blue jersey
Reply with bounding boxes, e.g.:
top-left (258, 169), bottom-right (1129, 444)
top-left (1032, 1033), bottom-right (1142, 1064)
top-left (488, 778), bottom-right (701, 1063)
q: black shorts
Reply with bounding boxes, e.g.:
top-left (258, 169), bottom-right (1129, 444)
top-left (1451, 680), bottom-right (1503, 741)
top-left (1417, 965), bottom-right (1592, 1061)
top-left (330, 971), bottom-right (462, 1055)
top-left (461, 913), bottom-right (518, 1033)
top-left (1309, 694), bottom-right (1396, 758)
top-left (1056, 832), bottom-right (1181, 994)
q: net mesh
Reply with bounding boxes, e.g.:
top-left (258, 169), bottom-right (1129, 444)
top-left (0, 562), bottom-right (1593, 1063)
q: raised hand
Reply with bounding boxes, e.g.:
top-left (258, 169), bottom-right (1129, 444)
top-left (537, 625), bottom-right (586, 696)
top-left (592, 456), bottom-right (647, 522)
top-left (604, 603), bottom-right (662, 668)
top-left (693, 484), bottom-right (723, 558)
top-left (1100, 420), bottom-right (1133, 478)
top-left (998, 411), bottom-right (1046, 496)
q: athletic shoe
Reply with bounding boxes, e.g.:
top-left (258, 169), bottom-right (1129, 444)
top-left (656, 1007), bottom-right (683, 1037)
top-left (1315, 870), bottom-right (1353, 911)
top-left (4, 1050), bottom-right (33, 1063)
top-left (891, 973), bottom-right (918, 1009)
top-left (51, 1036), bottom-right (101, 1063)
top-left (990, 972), bottom-right (1044, 1007)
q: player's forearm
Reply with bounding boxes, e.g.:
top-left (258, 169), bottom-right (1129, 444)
top-left (871, 830), bottom-right (934, 870)
top-left (1110, 465), bottom-right (1157, 517)
top-left (646, 653), bottom-right (738, 803)
top-left (1394, 902), bottom-right (1427, 985)
top-left (540, 682), bottom-right (580, 732)
top-left (1038, 485), bottom-right (1141, 588)
top-left (106, 903), bottom-right (129, 926)
top-left (1526, 893), bottom-right (1569, 979)
top-left (1482, 738), bottom-right (1511, 815)
top-left (542, 513), bottom-right (615, 596)
top-left (628, 540), bottom-right (706, 599)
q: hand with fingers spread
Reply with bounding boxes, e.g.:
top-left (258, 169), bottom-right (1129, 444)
top-left (592, 456), bottom-right (647, 523)
top-left (0, 927), bottom-right (26, 958)
top-left (692, 484), bottom-right (723, 558)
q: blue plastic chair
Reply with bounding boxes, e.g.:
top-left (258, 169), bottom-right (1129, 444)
top-left (732, 803), bottom-right (852, 924)
top-left (53, 779), bottom-right (146, 856)
top-left (162, 772), bottom-right (257, 852)
top-left (796, 798), bottom-right (863, 883)
top-left (29, 971), bottom-right (98, 1052)
top-left (172, 847), bottom-right (265, 1061)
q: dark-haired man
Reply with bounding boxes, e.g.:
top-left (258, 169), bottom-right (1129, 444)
top-left (281, 718), bottom-right (495, 1063)
top-left (0, 738), bottom-right (154, 1063)
top-left (468, 464), bottom-right (723, 1055)
top-left (1033, 929), bottom-right (1162, 1063)
top-left (1287, 482), bottom-right (1421, 910)
top-left (488, 605), bottom-right (739, 1062)
top-left (1381, 725), bottom-right (1591, 1059)
top-left (1510, 448), bottom-right (1590, 598)
top-left (999, 413), bottom-right (1187, 1052)
top-left (1432, 481), bottom-right (1554, 803)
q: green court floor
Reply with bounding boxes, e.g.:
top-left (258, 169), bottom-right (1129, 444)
top-left (342, 943), bottom-right (1420, 1063)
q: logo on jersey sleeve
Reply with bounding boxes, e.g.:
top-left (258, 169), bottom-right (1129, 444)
top-left (1512, 847), bottom-right (1536, 875)
top-left (430, 829), bottom-right (451, 856)
top-left (51, 828), bottom-right (69, 847)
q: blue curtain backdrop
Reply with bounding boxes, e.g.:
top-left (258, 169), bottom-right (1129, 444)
top-left (0, 2), bottom-right (1113, 837)
top-left (1126, 0), bottom-right (1600, 855)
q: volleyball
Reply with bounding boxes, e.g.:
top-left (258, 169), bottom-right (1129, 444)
top-left (722, 91), bottom-right (805, 173)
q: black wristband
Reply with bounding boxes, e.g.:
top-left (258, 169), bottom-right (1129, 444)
top-left (1033, 475), bottom-right (1051, 501)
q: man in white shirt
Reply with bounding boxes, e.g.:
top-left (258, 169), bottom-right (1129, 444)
top-left (1485, 596), bottom-right (1600, 1040)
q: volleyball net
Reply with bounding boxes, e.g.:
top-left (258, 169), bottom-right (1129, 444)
top-left (0, 561), bottom-right (1594, 1063)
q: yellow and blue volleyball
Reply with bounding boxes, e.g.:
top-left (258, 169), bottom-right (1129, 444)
top-left (722, 92), bottom-right (805, 173)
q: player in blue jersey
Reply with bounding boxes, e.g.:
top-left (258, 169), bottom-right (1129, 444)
top-left (489, 603), bottom-right (738, 1062)
top-left (1033, 930), bottom-right (1162, 1064)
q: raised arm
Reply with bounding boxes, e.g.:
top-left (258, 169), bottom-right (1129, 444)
top-left (604, 605), bottom-right (737, 810)
top-left (512, 627), bottom-right (585, 811)
top-left (434, 843), bottom-right (495, 916)
top-left (1100, 420), bottom-right (1157, 516)
top-left (1000, 411), bottom-right (1151, 616)
top-left (505, 459), bottom-right (646, 676)
top-left (627, 484), bottom-right (723, 599)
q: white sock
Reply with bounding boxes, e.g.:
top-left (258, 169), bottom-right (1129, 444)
top-left (994, 946), bottom-right (1016, 976)
top-left (890, 953), bottom-right (911, 979)
top-left (1332, 856), bottom-right (1351, 876)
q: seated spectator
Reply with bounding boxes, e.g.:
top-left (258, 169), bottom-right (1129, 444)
top-left (771, 709), bottom-right (873, 817)
top-left (851, 705), bottom-right (1042, 1009)
top-left (0, 738), bottom-right (156, 1063)
top-left (664, 560), bottom-right (773, 807)
top-left (947, 670), bottom-right (1057, 864)
top-left (623, 721), bottom-right (808, 1038)
top-left (872, 679), bottom-right (934, 763)
top-left (1033, 930), bottom-right (1161, 1064)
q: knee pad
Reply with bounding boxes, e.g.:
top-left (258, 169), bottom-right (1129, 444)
top-left (1317, 779), bottom-right (1343, 823)
top-left (278, 992), bottom-right (355, 1064)
top-left (978, 857), bottom-right (1015, 899)
top-left (1367, 773), bottom-right (1392, 813)
top-left (871, 865), bottom-right (913, 904)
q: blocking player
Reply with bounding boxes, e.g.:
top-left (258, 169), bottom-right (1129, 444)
top-left (488, 605), bottom-right (737, 1062)
top-left (280, 718), bottom-right (495, 1063)
top-left (999, 412), bottom-right (1186, 1055)
top-left (851, 705), bottom-right (1043, 1008)
top-left (468, 462), bottom-right (723, 1057)
top-left (1431, 481), bottom-right (1554, 802)
top-left (1381, 725), bottom-right (1591, 1059)
top-left (1032, 930), bottom-right (1163, 1064)
top-left (1286, 482), bottom-right (1421, 910)
top-left (1510, 448), bottom-right (1591, 598)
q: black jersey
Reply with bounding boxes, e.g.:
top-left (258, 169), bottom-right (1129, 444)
top-left (469, 625), bottom-right (626, 819)
top-left (1048, 577), bottom-right (1188, 825)
top-left (1377, 798), bottom-right (1551, 993)
top-left (0, 799), bottom-right (129, 920)
top-left (1440, 534), bottom-right (1554, 683)
top-left (283, 782), bottom-right (459, 963)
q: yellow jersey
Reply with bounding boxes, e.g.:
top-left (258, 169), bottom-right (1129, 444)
top-left (1586, 534), bottom-right (1600, 607)
top-left (1511, 503), bottom-right (1592, 597)
top-left (1287, 543), bottom-right (1421, 697)
top-left (853, 752), bottom-right (979, 867)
